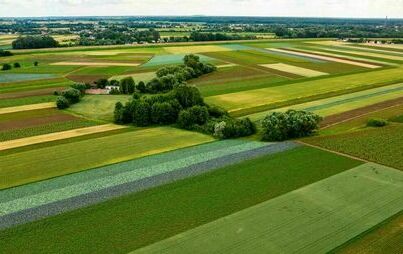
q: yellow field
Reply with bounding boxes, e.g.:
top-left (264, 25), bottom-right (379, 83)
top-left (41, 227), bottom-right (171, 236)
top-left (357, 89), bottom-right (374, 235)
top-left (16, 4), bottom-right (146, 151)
top-left (51, 61), bottom-right (140, 66)
top-left (0, 103), bottom-right (54, 115)
top-left (267, 48), bottom-right (381, 68)
top-left (164, 45), bottom-right (232, 54)
top-left (0, 124), bottom-right (126, 151)
top-left (260, 63), bottom-right (328, 77)
top-left (110, 71), bottom-right (156, 82)
top-left (217, 63), bottom-right (238, 68)
top-left (365, 43), bottom-right (403, 50)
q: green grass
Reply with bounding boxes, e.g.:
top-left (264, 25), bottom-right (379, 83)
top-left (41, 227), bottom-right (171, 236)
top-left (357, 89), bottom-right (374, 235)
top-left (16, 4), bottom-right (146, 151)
top-left (66, 66), bottom-right (137, 76)
top-left (305, 124), bottom-right (403, 170)
top-left (0, 127), bottom-right (214, 189)
top-left (134, 163), bottom-right (403, 254)
top-left (0, 119), bottom-right (98, 142)
top-left (205, 66), bottom-right (403, 115)
top-left (0, 73), bottom-right (59, 83)
top-left (333, 211), bottom-right (403, 254)
top-left (0, 146), bottom-right (362, 253)
top-left (0, 95), bottom-right (56, 108)
top-left (67, 95), bottom-right (131, 121)
top-left (0, 78), bottom-right (71, 94)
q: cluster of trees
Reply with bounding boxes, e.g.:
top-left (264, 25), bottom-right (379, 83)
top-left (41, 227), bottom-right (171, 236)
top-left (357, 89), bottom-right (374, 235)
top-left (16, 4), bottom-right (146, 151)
top-left (12, 35), bottom-right (59, 49)
top-left (261, 110), bottom-right (322, 141)
top-left (0, 50), bottom-right (12, 57)
top-left (56, 84), bottom-right (86, 109)
top-left (114, 85), bottom-right (255, 139)
top-left (189, 32), bottom-right (256, 41)
top-left (94, 77), bottom-right (136, 95)
top-left (79, 28), bottom-right (160, 46)
top-left (1, 62), bottom-right (22, 70)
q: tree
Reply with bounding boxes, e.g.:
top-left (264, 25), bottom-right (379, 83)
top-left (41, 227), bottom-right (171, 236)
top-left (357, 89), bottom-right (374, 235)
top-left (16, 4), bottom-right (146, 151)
top-left (136, 81), bottom-right (146, 93)
top-left (56, 96), bottom-right (70, 109)
top-left (34, 61), bottom-right (39, 66)
top-left (1, 63), bottom-right (11, 71)
top-left (261, 110), bottom-right (321, 141)
top-left (133, 101), bottom-right (151, 126)
top-left (95, 78), bottom-right (109, 89)
top-left (120, 77), bottom-right (135, 94)
top-left (12, 35), bottom-right (59, 49)
top-left (13, 62), bottom-right (21, 68)
top-left (178, 106), bottom-right (209, 129)
top-left (113, 102), bottom-right (124, 123)
top-left (61, 88), bottom-right (81, 104)
top-left (0, 50), bottom-right (12, 57)
top-left (173, 85), bottom-right (204, 108)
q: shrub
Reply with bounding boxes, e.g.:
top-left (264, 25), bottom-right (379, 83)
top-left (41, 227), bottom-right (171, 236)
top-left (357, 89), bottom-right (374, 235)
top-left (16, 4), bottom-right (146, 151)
top-left (207, 105), bottom-right (227, 118)
top-left (13, 62), bottom-right (21, 68)
top-left (109, 88), bottom-right (121, 95)
top-left (178, 106), bottom-right (209, 129)
top-left (61, 88), bottom-right (81, 104)
top-left (213, 117), bottom-right (256, 139)
top-left (367, 118), bottom-right (388, 127)
top-left (56, 96), bottom-right (70, 109)
top-left (0, 50), bottom-right (12, 57)
top-left (261, 110), bottom-right (322, 141)
top-left (1, 63), bottom-right (11, 71)
top-left (34, 61), bottom-right (39, 66)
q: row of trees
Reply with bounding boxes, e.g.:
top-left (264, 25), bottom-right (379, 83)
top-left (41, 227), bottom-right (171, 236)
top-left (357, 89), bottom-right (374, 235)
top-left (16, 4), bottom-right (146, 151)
top-left (189, 32), bottom-right (256, 41)
top-left (1, 61), bottom-right (38, 71)
top-left (79, 28), bottom-right (161, 46)
top-left (12, 35), bottom-right (59, 49)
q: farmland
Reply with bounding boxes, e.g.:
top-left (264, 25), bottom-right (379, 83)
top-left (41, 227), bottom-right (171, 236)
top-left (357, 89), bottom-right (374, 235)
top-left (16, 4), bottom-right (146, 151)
top-left (0, 20), bottom-right (403, 254)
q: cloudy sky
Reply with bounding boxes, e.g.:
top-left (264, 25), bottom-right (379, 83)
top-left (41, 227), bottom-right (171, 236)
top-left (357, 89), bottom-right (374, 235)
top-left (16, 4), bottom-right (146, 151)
top-left (0, 0), bottom-right (402, 18)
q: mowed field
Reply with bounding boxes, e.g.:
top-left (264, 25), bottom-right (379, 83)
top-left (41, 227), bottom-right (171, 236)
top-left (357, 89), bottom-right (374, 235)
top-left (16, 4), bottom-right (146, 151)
top-left (0, 38), bottom-right (402, 253)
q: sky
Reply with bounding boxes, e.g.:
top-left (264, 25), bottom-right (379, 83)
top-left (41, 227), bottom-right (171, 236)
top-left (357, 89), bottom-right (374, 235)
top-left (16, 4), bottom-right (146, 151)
top-left (0, 0), bottom-right (403, 18)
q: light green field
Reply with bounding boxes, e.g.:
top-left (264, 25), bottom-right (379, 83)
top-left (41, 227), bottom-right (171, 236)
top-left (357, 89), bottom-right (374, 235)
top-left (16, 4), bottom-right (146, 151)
top-left (0, 127), bottom-right (214, 189)
top-left (134, 163), bottom-right (403, 254)
top-left (315, 46), bottom-right (403, 61)
top-left (205, 66), bottom-right (403, 114)
top-left (110, 71), bottom-right (156, 82)
top-left (67, 95), bottom-right (131, 121)
top-left (164, 45), bottom-right (232, 54)
top-left (260, 63), bottom-right (328, 77)
top-left (247, 83), bottom-right (403, 121)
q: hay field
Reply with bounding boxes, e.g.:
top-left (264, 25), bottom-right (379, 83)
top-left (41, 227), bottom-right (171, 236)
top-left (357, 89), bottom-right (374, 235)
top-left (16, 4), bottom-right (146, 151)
top-left (0, 103), bottom-right (54, 115)
top-left (51, 61), bottom-right (140, 66)
top-left (134, 163), bottom-right (403, 254)
top-left (260, 63), bottom-right (328, 77)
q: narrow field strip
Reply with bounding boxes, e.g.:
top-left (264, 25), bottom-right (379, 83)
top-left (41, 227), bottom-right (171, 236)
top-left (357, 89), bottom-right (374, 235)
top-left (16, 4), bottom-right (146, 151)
top-left (164, 45), bottom-right (232, 54)
top-left (216, 63), bottom-right (238, 68)
top-left (267, 48), bottom-right (381, 68)
top-left (0, 142), bottom-right (299, 229)
top-left (0, 124), bottom-right (125, 151)
top-left (246, 83), bottom-right (403, 121)
top-left (297, 47), bottom-right (397, 66)
top-left (0, 74), bottom-right (59, 83)
top-left (133, 163), bottom-right (403, 254)
top-left (307, 41), bottom-right (403, 55)
top-left (259, 63), bottom-right (328, 77)
top-left (0, 103), bottom-right (54, 115)
top-left (316, 47), bottom-right (403, 61)
top-left (51, 61), bottom-right (140, 66)
top-left (0, 127), bottom-right (214, 189)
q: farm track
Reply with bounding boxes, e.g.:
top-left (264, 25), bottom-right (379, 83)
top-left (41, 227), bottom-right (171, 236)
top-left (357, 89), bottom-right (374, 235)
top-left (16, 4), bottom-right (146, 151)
top-left (0, 124), bottom-right (125, 151)
top-left (321, 96), bottom-right (403, 128)
top-left (0, 141), bottom-right (299, 229)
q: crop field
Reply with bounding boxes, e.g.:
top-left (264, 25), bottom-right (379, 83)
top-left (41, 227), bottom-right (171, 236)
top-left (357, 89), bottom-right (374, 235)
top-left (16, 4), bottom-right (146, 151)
top-left (134, 163), bottom-right (403, 254)
top-left (305, 124), bottom-right (403, 170)
top-left (0, 146), bottom-right (363, 253)
top-left (1, 37), bottom-right (402, 253)
top-left (247, 83), bottom-right (403, 121)
top-left (0, 127), bottom-right (214, 189)
top-left (206, 66), bottom-right (403, 115)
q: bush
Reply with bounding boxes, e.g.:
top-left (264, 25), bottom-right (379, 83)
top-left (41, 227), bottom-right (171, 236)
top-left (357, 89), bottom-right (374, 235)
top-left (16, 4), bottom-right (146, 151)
top-left (367, 118), bottom-right (388, 127)
top-left (61, 88), bottom-right (81, 104)
top-left (207, 105), bottom-right (227, 118)
top-left (213, 117), bottom-right (256, 139)
top-left (261, 110), bottom-right (322, 141)
top-left (178, 106), bottom-right (209, 129)
top-left (34, 61), bottom-right (39, 66)
top-left (56, 96), bottom-right (70, 109)
top-left (1, 63), bottom-right (11, 71)
top-left (0, 50), bottom-right (12, 57)
top-left (13, 62), bottom-right (21, 68)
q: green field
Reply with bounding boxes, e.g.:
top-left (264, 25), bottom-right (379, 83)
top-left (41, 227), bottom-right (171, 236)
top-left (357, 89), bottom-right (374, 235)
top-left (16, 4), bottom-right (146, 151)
top-left (206, 66), bottom-right (403, 115)
top-left (306, 124), bottom-right (403, 170)
top-left (0, 146), bottom-right (362, 253)
top-left (67, 95), bottom-right (131, 121)
top-left (0, 127), bottom-right (214, 189)
top-left (0, 95), bottom-right (56, 108)
top-left (134, 163), bottom-right (403, 254)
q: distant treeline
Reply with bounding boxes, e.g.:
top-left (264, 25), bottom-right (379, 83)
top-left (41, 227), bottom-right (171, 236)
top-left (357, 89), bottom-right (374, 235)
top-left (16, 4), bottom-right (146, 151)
top-left (190, 32), bottom-right (256, 41)
top-left (79, 28), bottom-right (160, 45)
top-left (12, 35), bottom-right (59, 49)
